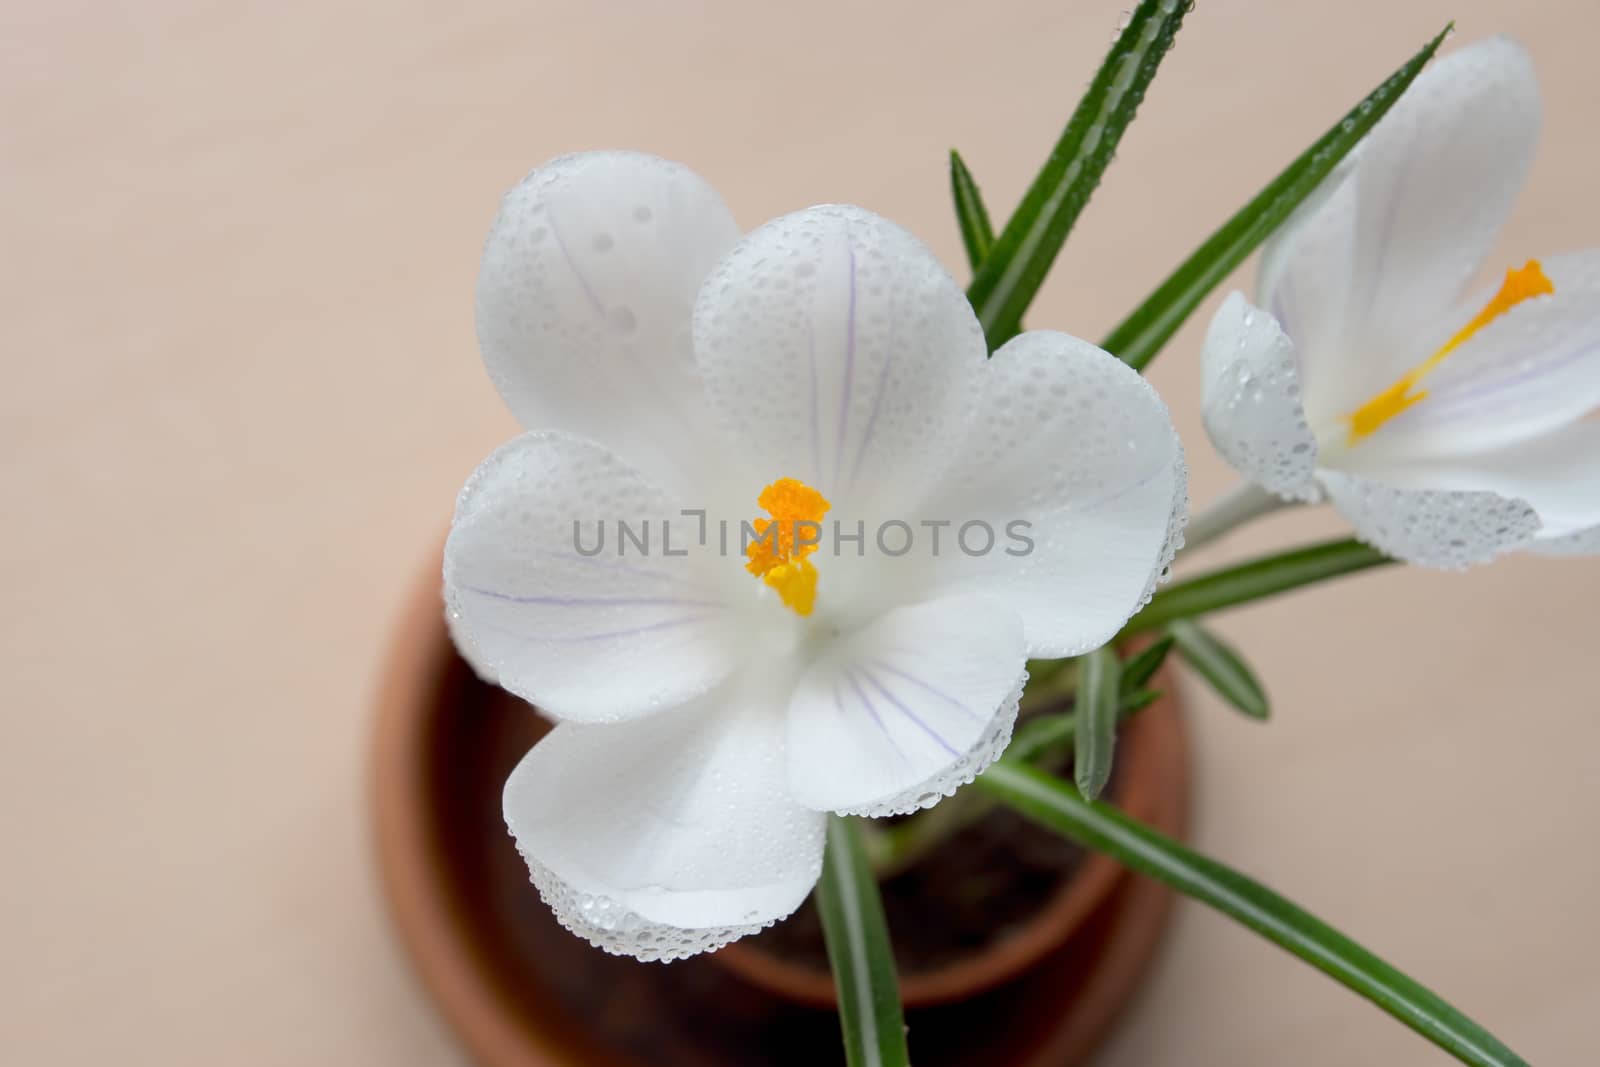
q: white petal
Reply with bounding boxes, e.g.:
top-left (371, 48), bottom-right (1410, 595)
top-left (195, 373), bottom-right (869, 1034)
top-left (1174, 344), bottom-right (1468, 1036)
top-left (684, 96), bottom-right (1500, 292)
top-left (1529, 523), bottom-right (1600, 557)
top-left (692, 204), bottom-right (985, 516)
top-left (786, 596), bottom-right (1026, 817)
top-left (476, 152), bottom-right (740, 492)
top-left (1465, 422), bottom-right (1600, 542)
top-left (1341, 37), bottom-right (1541, 370)
top-left (1346, 418), bottom-right (1600, 545)
top-left (1318, 468), bottom-right (1539, 570)
top-left (1369, 251), bottom-right (1600, 454)
top-left (1257, 154), bottom-right (1362, 418)
top-left (444, 601), bottom-right (499, 685)
top-left (444, 432), bottom-right (740, 723)
top-left (504, 684), bottom-right (826, 961)
top-left (1200, 293), bottom-right (1320, 500)
top-left (920, 331), bottom-right (1187, 657)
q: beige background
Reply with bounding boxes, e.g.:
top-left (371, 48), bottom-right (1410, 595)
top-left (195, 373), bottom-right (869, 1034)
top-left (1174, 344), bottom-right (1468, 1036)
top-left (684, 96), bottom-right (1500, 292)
top-left (3, 1), bottom-right (1596, 1064)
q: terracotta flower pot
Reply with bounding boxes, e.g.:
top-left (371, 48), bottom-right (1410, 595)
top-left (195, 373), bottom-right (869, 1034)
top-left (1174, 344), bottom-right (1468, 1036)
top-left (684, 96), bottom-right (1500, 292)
top-left (373, 549), bottom-right (1191, 1066)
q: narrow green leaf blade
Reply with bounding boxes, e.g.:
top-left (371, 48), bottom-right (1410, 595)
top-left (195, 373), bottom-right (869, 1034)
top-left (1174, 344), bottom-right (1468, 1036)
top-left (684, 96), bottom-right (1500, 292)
top-left (1103, 24), bottom-right (1451, 371)
top-left (816, 816), bottom-right (909, 1067)
top-left (1008, 712), bottom-right (1074, 765)
top-left (949, 149), bottom-right (995, 273)
top-left (1120, 687), bottom-right (1163, 715)
top-left (1124, 538), bottom-right (1393, 634)
top-left (977, 763), bottom-right (1530, 1067)
top-left (1007, 683), bottom-right (1162, 766)
top-left (966, 0), bottom-right (1191, 350)
top-left (1074, 645), bottom-right (1121, 800)
top-left (1169, 619), bottom-right (1269, 719)
top-left (1119, 634), bottom-right (1176, 693)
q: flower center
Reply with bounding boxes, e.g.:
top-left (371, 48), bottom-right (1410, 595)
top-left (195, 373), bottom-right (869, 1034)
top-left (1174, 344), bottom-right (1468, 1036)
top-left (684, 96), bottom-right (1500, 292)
top-left (1342, 260), bottom-right (1553, 445)
top-left (744, 477), bottom-right (831, 617)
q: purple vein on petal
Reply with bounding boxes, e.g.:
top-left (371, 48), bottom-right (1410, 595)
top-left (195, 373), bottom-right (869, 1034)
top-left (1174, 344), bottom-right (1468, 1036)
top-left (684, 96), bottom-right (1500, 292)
top-left (546, 204), bottom-right (701, 439)
top-left (531, 549), bottom-right (688, 583)
top-left (867, 659), bottom-right (981, 722)
top-left (848, 295), bottom-right (898, 496)
top-left (1355, 109), bottom-right (1485, 348)
top-left (1060, 458), bottom-right (1172, 515)
top-left (1272, 267), bottom-right (1302, 343)
top-left (807, 314), bottom-right (822, 486)
top-left (1353, 146), bottom-right (1412, 329)
top-left (1423, 339), bottom-right (1600, 420)
top-left (833, 234), bottom-right (859, 486)
top-left (542, 614), bottom-right (717, 644)
top-left (472, 614), bottom-right (718, 647)
top-left (931, 457), bottom-right (1165, 542)
top-left (842, 665), bottom-right (906, 767)
top-left (465, 587), bottom-right (725, 609)
top-left (857, 666), bottom-right (958, 757)
top-left (545, 204), bottom-right (606, 317)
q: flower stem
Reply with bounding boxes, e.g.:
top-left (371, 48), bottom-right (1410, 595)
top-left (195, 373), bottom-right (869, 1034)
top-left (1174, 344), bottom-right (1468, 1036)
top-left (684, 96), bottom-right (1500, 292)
top-left (1182, 481), bottom-right (1292, 554)
top-left (1123, 537), bottom-right (1392, 635)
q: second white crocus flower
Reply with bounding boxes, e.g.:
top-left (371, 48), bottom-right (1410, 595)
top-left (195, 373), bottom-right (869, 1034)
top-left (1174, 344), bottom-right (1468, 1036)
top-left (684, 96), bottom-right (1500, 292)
top-left (446, 152), bottom-right (1186, 961)
top-left (1201, 37), bottom-right (1600, 568)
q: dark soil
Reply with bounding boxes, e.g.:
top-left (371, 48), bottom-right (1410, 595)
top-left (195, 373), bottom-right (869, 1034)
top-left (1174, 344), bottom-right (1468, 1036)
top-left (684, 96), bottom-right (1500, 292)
top-left (752, 801), bottom-right (1089, 974)
top-left (749, 685), bottom-right (1106, 975)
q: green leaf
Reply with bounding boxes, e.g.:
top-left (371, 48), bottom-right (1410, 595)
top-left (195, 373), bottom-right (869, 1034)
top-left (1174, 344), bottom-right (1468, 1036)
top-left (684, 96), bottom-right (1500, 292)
top-left (966, 0), bottom-right (1191, 351)
top-left (977, 763), bottom-right (1531, 1067)
top-left (949, 149), bottom-right (995, 273)
top-left (1124, 537), bottom-right (1393, 635)
top-left (1007, 712), bottom-right (1073, 765)
top-left (1103, 23), bottom-right (1451, 371)
top-left (1006, 683), bottom-right (1161, 766)
top-left (1168, 619), bottom-right (1269, 719)
top-left (1120, 686), bottom-right (1162, 715)
top-left (1119, 634), bottom-right (1176, 693)
top-left (1073, 645), bottom-right (1121, 800)
top-left (816, 816), bottom-right (909, 1067)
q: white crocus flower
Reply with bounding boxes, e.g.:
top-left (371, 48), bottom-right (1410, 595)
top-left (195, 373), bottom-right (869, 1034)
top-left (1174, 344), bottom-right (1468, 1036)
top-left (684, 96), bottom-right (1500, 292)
top-left (445, 151), bottom-right (1186, 961)
top-left (1201, 37), bottom-right (1600, 567)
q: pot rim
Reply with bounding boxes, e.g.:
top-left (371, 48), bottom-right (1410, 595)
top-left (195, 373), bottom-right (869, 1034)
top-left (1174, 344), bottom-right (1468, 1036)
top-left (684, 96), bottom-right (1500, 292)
top-left (372, 556), bottom-right (582, 1067)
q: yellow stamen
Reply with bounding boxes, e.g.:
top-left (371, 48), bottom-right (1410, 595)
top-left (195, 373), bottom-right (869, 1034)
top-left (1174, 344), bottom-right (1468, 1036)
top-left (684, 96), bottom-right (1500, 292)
top-left (745, 477), bottom-right (830, 617)
top-left (764, 559), bottom-right (819, 616)
top-left (1344, 260), bottom-right (1554, 444)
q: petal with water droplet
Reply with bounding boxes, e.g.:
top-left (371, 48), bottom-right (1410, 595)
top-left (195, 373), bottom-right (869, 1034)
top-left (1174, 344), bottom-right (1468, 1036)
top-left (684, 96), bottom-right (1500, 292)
top-left (504, 682), bottom-right (824, 961)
